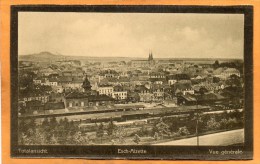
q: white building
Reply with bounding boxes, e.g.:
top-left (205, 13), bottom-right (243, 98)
top-left (49, 79), bottom-right (58, 86)
top-left (221, 68), bottom-right (240, 79)
top-left (182, 89), bottom-right (195, 95)
top-left (33, 78), bottom-right (42, 85)
top-left (113, 91), bottom-right (127, 100)
top-left (97, 85), bottom-right (114, 97)
top-left (113, 86), bottom-right (127, 100)
top-left (168, 79), bottom-right (177, 85)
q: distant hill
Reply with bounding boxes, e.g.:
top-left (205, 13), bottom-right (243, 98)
top-left (19, 51), bottom-right (65, 62)
top-left (18, 51), bottom-right (142, 63)
top-left (19, 51), bottom-right (243, 63)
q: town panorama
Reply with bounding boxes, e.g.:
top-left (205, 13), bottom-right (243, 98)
top-left (18, 51), bottom-right (244, 145)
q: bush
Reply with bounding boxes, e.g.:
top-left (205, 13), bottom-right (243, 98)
top-left (206, 117), bottom-right (221, 130)
top-left (136, 125), bottom-right (150, 137)
top-left (177, 126), bottom-right (190, 136)
top-left (220, 118), bottom-right (228, 129)
top-left (226, 118), bottom-right (238, 129)
top-left (133, 134), bottom-right (141, 144)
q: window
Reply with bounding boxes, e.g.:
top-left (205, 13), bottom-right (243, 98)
top-left (81, 102), bottom-right (84, 106)
top-left (69, 102), bottom-right (72, 107)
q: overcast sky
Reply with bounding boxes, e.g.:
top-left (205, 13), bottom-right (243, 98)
top-left (18, 12), bottom-right (244, 59)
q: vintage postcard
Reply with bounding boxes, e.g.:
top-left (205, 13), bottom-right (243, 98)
top-left (1, 3), bottom-right (257, 162)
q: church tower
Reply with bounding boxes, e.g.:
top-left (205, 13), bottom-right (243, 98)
top-left (82, 75), bottom-right (92, 94)
top-left (148, 51), bottom-right (154, 65)
top-left (148, 51), bottom-right (153, 61)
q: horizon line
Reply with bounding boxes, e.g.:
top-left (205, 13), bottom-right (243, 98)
top-left (18, 52), bottom-right (243, 60)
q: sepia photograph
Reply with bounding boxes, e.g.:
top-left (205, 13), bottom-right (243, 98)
top-left (10, 5), bottom-right (253, 159)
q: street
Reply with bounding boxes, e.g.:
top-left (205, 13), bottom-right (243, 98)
top-left (154, 129), bottom-right (244, 146)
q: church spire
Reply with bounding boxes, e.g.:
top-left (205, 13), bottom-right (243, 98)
top-left (148, 50), bottom-right (153, 61)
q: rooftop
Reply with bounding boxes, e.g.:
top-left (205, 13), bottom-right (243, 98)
top-left (88, 95), bottom-right (114, 101)
top-left (65, 92), bottom-right (89, 99)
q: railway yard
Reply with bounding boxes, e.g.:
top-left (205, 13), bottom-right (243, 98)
top-left (18, 103), bottom-right (244, 145)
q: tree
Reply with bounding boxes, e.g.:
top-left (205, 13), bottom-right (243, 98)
top-left (42, 118), bottom-right (49, 127)
top-left (29, 118), bottom-right (37, 127)
top-left (68, 120), bottom-right (78, 135)
top-left (199, 87), bottom-right (208, 95)
top-left (19, 71), bottom-right (35, 89)
top-left (72, 131), bottom-right (88, 145)
top-left (59, 118), bottom-right (64, 125)
top-left (154, 132), bottom-right (159, 140)
top-left (153, 118), bottom-right (171, 139)
top-left (133, 134), bottom-right (141, 144)
top-left (206, 117), bottom-right (221, 130)
top-left (49, 134), bottom-right (58, 145)
top-left (138, 125), bottom-right (150, 137)
top-left (213, 60), bottom-right (220, 69)
top-left (177, 126), bottom-right (190, 136)
top-left (222, 86), bottom-right (243, 99)
top-left (44, 117), bottom-right (58, 142)
top-left (220, 118), bottom-right (228, 129)
top-left (226, 74), bottom-right (241, 87)
top-left (107, 120), bottom-right (116, 136)
top-left (226, 118), bottom-right (238, 129)
top-left (213, 76), bottom-right (220, 83)
top-left (50, 117), bottom-right (58, 128)
top-left (27, 118), bottom-right (37, 135)
top-left (115, 126), bottom-right (127, 144)
top-left (18, 132), bottom-right (31, 145)
top-left (96, 123), bottom-right (104, 138)
top-left (63, 117), bottom-right (70, 128)
top-left (34, 128), bottom-right (48, 145)
top-left (39, 85), bottom-right (52, 93)
top-left (18, 119), bottom-right (27, 134)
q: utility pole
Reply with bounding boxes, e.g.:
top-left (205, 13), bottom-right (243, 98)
top-left (196, 118), bottom-right (199, 146)
top-left (196, 98), bottom-right (200, 146)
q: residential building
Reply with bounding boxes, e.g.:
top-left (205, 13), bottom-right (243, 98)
top-left (221, 68), bottom-right (240, 79)
top-left (97, 84), bottom-right (114, 97)
top-left (135, 85), bottom-right (153, 102)
top-left (173, 81), bottom-right (194, 96)
top-left (20, 92), bottom-right (49, 103)
top-left (113, 86), bottom-right (127, 100)
top-left (88, 95), bottom-right (115, 106)
top-left (65, 92), bottom-right (89, 108)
